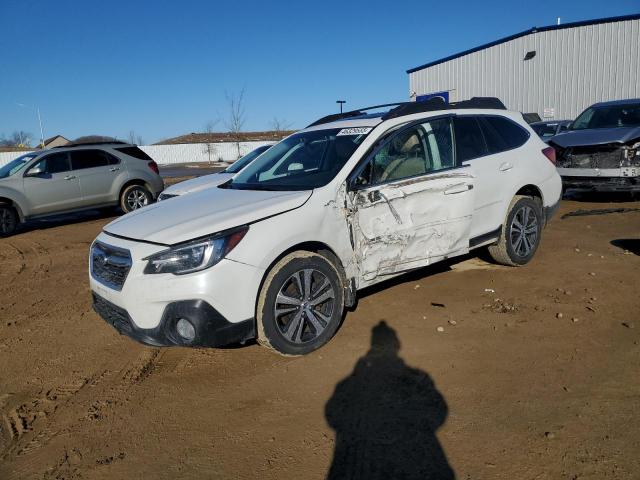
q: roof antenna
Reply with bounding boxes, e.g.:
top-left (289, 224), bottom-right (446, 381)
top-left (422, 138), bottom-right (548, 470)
top-left (557, 17), bottom-right (561, 25)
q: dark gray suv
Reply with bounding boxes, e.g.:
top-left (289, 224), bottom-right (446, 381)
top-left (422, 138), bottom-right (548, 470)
top-left (0, 142), bottom-right (164, 236)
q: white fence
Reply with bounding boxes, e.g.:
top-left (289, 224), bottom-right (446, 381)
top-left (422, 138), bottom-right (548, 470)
top-left (0, 141), bottom-right (275, 168)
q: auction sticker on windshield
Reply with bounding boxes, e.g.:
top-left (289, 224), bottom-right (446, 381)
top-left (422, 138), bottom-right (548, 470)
top-left (336, 127), bottom-right (373, 136)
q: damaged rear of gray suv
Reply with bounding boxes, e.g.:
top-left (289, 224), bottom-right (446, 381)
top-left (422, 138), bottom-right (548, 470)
top-left (551, 99), bottom-right (640, 193)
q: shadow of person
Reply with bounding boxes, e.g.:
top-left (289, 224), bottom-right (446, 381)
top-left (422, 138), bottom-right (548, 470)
top-left (325, 321), bottom-right (454, 480)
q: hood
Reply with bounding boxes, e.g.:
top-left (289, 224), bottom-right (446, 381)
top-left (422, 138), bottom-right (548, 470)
top-left (162, 172), bottom-right (233, 195)
top-left (104, 186), bottom-right (312, 245)
top-left (551, 126), bottom-right (640, 148)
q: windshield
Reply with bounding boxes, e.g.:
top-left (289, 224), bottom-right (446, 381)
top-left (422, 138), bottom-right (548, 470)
top-left (224, 145), bottom-right (271, 174)
top-left (228, 128), bottom-right (370, 190)
top-left (0, 153), bottom-right (38, 179)
top-left (572, 103), bottom-right (640, 130)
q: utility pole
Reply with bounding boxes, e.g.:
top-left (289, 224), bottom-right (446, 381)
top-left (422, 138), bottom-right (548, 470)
top-left (336, 100), bottom-right (346, 114)
top-left (16, 103), bottom-right (45, 148)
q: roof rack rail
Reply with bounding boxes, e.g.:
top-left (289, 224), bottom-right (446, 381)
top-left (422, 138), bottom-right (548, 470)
top-left (53, 140), bottom-right (129, 149)
top-left (307, 97), bottom-right (507, 127)
top-left (382, 97), bottom-right (506, 120)
top-left (306, 102), bottom-right (409, 127)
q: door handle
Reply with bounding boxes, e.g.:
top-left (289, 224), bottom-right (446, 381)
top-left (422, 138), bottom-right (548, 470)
top-left (444, 184), bottom-right (472, 195)
top-left (109, 167), bottom-right (120, 172)
top-left (64, 175), bottom-right (77, 180)
top-left (499, 162), bottom-right (513, 172)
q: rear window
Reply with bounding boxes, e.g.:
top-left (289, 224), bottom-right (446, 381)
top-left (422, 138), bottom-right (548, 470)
top-left (480, 116), bottom-right (529, 153)
top-left (115, 146), bottom-right (153, 160)
top-left (70, 149), bottom-right (119, 169)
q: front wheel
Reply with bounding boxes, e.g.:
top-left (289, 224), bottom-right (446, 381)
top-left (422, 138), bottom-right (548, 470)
top-left (0, 204), bottom-right (18, 237)
top-left (120, 185), bottom-right (152, 213)
top-left (257, 252), bottom-right (345, 356)
top-left (488, 195), bottom-right (542, 266)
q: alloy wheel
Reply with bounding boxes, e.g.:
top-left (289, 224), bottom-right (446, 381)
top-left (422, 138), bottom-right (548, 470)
top-left (274, 268), bottom-right (336, 344)
top-left (509, 205), bottom-right (538, 257)
top-left (126, 188), bottom-right (149, 210)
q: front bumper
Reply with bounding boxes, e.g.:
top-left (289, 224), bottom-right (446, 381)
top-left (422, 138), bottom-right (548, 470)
top-left (89, 232), bottom-right (266, 347)
top-left (93, 293), bottom-right (254, 347)
top-left (560, 175), bottom-right (640, 192)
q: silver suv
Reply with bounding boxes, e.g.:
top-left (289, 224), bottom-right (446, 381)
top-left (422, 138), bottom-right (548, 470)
top-left (0, 142), bottom-right (164, 236)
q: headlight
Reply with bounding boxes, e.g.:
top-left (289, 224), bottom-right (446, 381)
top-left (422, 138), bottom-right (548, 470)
top-left (143, 226), bottom-right (248, 275)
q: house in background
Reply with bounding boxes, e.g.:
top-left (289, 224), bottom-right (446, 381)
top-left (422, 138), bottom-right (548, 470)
top-left (41, 135), bottom-right (70, 148)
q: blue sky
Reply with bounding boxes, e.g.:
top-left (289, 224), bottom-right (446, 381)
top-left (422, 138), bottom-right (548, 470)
top-left (0, 0), bottom-right (637, 144)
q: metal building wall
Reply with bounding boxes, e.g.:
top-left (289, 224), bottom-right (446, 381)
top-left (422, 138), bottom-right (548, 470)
top-left (408, 18), bottom-right (640, 120)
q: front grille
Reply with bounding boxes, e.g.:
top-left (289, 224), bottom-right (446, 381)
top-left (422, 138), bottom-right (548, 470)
top-left (90, 242), bottom-right (132, 291)
top-left (92, 293), bottom-right (133, 334)
top-left (558, 146), bottom-right (624, 169)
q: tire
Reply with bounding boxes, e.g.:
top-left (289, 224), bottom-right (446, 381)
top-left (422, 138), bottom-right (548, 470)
top-left (120, 184), bottom-right (152, 213)
top-left (0, 204), bottom-right (18, 237)
top-left (488, 195), bottom-right (543, 266)
top-left (257, 251), bottom-right (345, 356)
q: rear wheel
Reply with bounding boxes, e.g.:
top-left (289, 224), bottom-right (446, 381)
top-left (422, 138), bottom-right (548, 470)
top-left (120, 185), bottom-right (152, 213)
top-left (257, 252), bottom-right (345, 356)
top-left (488, 195), bottom-right (542, 266)
top-left (0, 204), bottom-right (18, 237)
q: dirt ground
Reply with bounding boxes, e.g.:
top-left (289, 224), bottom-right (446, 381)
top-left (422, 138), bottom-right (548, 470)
top-left (1, 193), bottom-right (639, 479)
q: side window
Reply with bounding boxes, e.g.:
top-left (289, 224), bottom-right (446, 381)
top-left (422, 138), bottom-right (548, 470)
top-left (355, 117), bottom-right (454, 186)
top-left (422, 117), bottom-right (455, 170)
top-left (114, 146), bottom-right (152, 160)
top-left (481, 116), bottom-right (529, 151)
top-left (70, 149), bottom-right (113, 170)
top-left (478, 118), bottom-right (510, 154)
top-left (29, 152), bottom-right (71, 174)
top-left (104, 151), bottom-right (120, 165)
top-left (453, 117), bottom-right (487, 162)
top-left (369, 126), bottom-right (426, 184)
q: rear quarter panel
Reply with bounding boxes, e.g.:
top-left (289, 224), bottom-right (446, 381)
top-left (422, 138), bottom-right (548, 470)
top-left (508, 131), bottom-right (562, 212)
top-left (122, 158), bottom-right (164, 197)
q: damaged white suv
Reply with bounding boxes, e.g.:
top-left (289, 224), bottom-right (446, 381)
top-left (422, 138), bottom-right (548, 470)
top-left (89, 98), bottom-right (561, 355)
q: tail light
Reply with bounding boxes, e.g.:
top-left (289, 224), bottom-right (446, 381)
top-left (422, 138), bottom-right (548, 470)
top-left (148, 161), bottom-right (159, 174)
top-left (542, 146), bottom-right (556, 165)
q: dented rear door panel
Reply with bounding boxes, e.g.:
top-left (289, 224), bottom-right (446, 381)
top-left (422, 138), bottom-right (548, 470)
top-left (347, 171), bottom-right (475, 282)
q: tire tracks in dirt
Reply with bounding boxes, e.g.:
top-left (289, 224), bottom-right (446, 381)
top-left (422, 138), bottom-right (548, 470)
top-left (0, 346), bottom-right (182, 479)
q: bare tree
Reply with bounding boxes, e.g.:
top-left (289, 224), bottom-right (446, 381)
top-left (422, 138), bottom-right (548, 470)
top-left (224, 89), bottom-right (246, 159)
top-left (6, 131), bottom-right (32, 148)
top-left (127, 130), bottom-right (144, 145)
top-left (269, 117), bottom-right (292, 134)
top-left (202, 120), bottom-right (220, 164)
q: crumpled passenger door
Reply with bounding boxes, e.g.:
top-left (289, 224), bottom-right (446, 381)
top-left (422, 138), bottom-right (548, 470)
top-left (347, 170), bottom-right (475, 282)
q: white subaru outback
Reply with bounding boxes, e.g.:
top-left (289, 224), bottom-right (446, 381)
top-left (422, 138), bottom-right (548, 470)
top-left (89, 98), bottom-right (561, 355)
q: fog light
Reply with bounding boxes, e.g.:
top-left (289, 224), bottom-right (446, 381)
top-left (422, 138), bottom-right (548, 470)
top-left (176, 318), bottom-right (196, 341)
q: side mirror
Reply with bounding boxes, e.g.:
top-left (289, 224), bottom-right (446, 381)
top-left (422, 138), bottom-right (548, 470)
top-left (288, 163), bottom-right (303, 171)
top-left (25, 166), bottom-right (45, 177)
